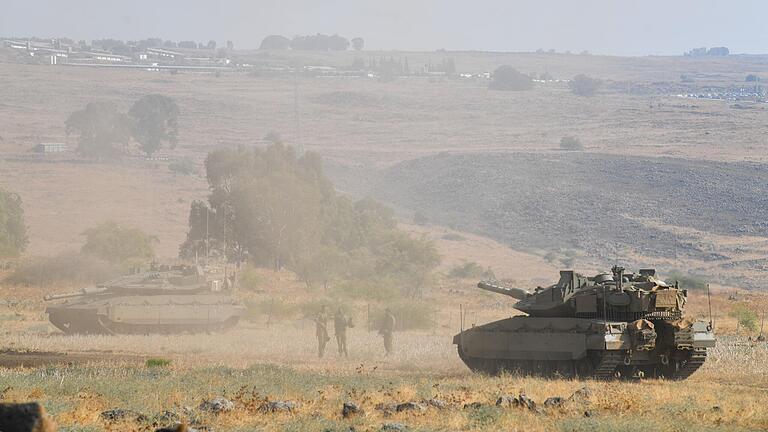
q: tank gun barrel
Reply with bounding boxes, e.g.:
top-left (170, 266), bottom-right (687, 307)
top-left (477, 281), bottom-right (530, 300)
top-left (44, 287), bottom-right (108, 301)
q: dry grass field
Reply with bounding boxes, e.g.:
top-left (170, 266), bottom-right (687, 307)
top-left (2, 277), bottom-right (768, 431)
top-left (2, 49), bottom-right (768, 431)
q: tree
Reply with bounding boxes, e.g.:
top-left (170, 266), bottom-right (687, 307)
top-left (81, 221), bottom-right (155, 265)
top-left (179, 200), bottom-right (226, 260)
top-left (65, 102), bottom-right (131, 157)
top-left (0, 188), bottom-right (28, 257)
top-left (178, 40), bottom-right (198, 49)
top-left (226, 40), bottom-right (234, 50)
top-left (290, 34), bottom-right (349, 51)
top-left (183, 143), bottom-right (441, 297)
top-left (259, 35), bottom-right (290, 50)
top-left (351, 37), bottom-right (364, 51)
top-left (489, 65), bottom-right (534, 91)
top-left (206, 40), bottom-right (217, 50)
top-left (569, 74), bottom-right (601, 96)
top-left (730, 304), bottom-right (757, 333)
top-left (128, 94), bottom-right (180, 155)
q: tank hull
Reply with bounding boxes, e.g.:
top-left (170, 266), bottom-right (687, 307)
top-left (454, 316), bottom-right (715, 380)
top-left (46, 294), bottom-right (245, 335)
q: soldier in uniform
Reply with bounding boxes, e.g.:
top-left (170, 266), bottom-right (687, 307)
top-left (315, 305), bottom-right (331, 358)
top-left (380, 308), bottom-right (396, 356)
top-left (333, 307), bottom-right (352, 357)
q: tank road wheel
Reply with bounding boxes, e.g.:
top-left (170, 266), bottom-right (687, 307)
top-left (657, 348), bottom-right (707, 380)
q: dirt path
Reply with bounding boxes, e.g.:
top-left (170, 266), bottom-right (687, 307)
top-left (0, 349), bottom-right (145, 368)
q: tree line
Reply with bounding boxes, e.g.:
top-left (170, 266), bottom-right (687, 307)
top-left (489, 65), bottom-right (601, 96)
top-left (65, 94), bottom-right (179, 157)
top-left (259, 34), bottom-right (364, 51)
top-left (56, 38), bottom-right (235, 54)
top-left (180, 143), bottom-right (440, 298)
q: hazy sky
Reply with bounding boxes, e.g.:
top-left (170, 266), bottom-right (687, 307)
top-left (1, 0), bottom-right (765, 56)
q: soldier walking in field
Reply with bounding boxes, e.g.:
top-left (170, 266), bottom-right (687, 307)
top-left (380, 308), bottom-right (396, 356)
top-left (315, 305), bottom-right (331, 358)
top-left (334, 307), bottom-right (353, 357)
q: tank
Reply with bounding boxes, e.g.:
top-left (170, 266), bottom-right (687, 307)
top-left (44, 264), bottom-right (246, 334)
top-left (454, 266), bottom-right (716, 379)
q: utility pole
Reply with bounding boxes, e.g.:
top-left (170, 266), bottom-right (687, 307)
top-left (294, 64), bottom-right (303, 156)
top-left (205, 207), bottom-right (210, 260)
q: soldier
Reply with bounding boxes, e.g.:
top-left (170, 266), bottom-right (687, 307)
top-left (380, 308), bottom-right (396, 356)
top-left (315, 305), bottom-right (331, 358)
top-left (334, 307), bottom-right (352, 357)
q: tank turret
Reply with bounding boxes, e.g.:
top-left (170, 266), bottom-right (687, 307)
top-left (454, 267), bottom-right (715, 380)
top-left (45, 264), bottom-right (245, 335)
top-left (479, 266), bottom-right (687, 320)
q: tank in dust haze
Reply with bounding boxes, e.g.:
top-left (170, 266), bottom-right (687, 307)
top-left (454, 266), bottom-right (716, 380)
top-left (44, 264), bottom-right (246, 334)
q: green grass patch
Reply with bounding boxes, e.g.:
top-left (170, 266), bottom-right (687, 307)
top-left (145, 358), bottom-right (172, 368)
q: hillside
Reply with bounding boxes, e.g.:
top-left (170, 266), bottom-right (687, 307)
top-left (374, 152), bottom-right (768, 288)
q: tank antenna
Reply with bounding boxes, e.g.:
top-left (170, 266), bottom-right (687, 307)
top-left (459, 304), bottom-right (465, 347)
top-left (706, 283), bottom-right (714, 331)
top-left (602, 284), bottom-right (608, 321)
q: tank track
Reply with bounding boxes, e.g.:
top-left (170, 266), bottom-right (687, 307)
top-left (457, 346), bottom-right (707, 380)
top-left (48, 312), bottom-right (240, 335)
top-left (458, 346), bottom-right (624, 379)
top-left (670, 348), bottom-right (707, 380)
top-left (591, 351), bottom-right (622, 380)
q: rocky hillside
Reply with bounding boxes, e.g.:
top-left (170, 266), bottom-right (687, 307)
top-left (372, 152), bottom-right (768, 286)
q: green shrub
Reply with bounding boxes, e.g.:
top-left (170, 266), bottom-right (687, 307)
top-left (448, 261), bottom-right (495, 280)
top-left (569, 74), bottom-right (601, 96)
top-left (489, 65), bottom-right (534, 91)
top-left (146, 358), bottom-right (172, 367)
top-left (81, 221), bottom-right (156, 265)
top-left (5, 252), bottom-right (120, 286)
top-left (441, 233), bottom-right (466, 241)
top-left (729, 304), bottom-right (757, 332)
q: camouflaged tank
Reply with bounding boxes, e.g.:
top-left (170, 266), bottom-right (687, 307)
top-left (454, 266), bottom-right (715, 379)
top-left (45, 264), bottom-right (245, 334)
